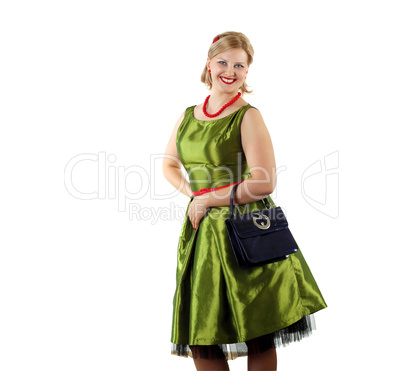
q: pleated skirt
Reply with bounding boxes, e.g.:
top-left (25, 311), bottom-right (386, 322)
top-left (170, 198), bottom-right (327, 361)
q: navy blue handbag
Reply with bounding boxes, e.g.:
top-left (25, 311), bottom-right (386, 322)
top-left (225, 182), bottom-right (299, 270)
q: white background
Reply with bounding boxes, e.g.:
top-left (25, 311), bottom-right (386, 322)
top-left (1, 1), bottom-right (401, 370)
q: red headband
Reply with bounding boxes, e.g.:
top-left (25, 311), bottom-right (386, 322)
top-left (213, 36), bottom-right (219, 43)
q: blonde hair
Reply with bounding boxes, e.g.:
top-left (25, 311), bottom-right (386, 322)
top-left (201, 31), bottom-right (255, 95)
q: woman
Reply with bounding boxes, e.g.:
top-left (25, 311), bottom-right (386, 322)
top-left (163, 31), bottom-right (327, 370)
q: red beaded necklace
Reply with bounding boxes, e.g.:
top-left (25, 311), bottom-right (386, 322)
top-left (203, 92), bottom-right (242, 118)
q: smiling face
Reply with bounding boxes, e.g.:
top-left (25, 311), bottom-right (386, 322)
top-left (207, 48), bottom-right (249, 94)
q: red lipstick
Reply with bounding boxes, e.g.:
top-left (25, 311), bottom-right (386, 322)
top-left (220, 76), bottom-right (236, 84)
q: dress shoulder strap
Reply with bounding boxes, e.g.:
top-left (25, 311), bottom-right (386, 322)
top-left (245, 104), bottom-right (259, 112)
top-left (184, 105), bottom-right (196, 118)
top-left (176, 106), bottom-right (195, 143)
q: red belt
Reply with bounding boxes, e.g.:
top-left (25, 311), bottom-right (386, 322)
top-left (192, 180), bottom-right (244, 195)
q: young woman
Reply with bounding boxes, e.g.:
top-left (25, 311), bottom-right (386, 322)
top-left (163, 31), bottom-right (327, 371)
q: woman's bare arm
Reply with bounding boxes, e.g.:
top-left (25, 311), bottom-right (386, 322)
top-left (202, 107), bottom-right (277, 208)
top-left (162, 111), bottom-right (193, 198)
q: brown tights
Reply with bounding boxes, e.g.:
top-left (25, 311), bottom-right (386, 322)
top-left (189, 342), bottom-right (277, 371)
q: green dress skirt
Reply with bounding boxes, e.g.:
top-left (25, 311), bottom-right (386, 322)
top-left (171, 103), bottom-right (328, 361)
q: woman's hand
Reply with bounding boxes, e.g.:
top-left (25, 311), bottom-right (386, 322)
top-left (188, 195), bottom-right (210, 230)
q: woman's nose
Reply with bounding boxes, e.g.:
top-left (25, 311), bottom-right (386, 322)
top-left (227, 66), bottom-right (235, 76)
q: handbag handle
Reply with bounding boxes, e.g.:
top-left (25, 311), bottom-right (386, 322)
top-left (229, 182), bottom-right (271, 217)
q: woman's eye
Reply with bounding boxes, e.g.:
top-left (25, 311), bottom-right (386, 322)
top-left (218, 61), bottom-right (243, 68)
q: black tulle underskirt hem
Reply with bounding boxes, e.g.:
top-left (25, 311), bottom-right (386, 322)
top-left (171, 313), bottom-right (316, 361)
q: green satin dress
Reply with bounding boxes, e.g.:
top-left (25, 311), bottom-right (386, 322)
top-left (171, 103), bottom-right (328, 360)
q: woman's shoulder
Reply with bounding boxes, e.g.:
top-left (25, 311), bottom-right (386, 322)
top-left (243, 104), bottom-right (260, 114)
top-left (241, 105), bottom-right (267, 129)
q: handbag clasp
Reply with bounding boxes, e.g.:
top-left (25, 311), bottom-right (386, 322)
top-left (252, 213), bottom-right (271, 230)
